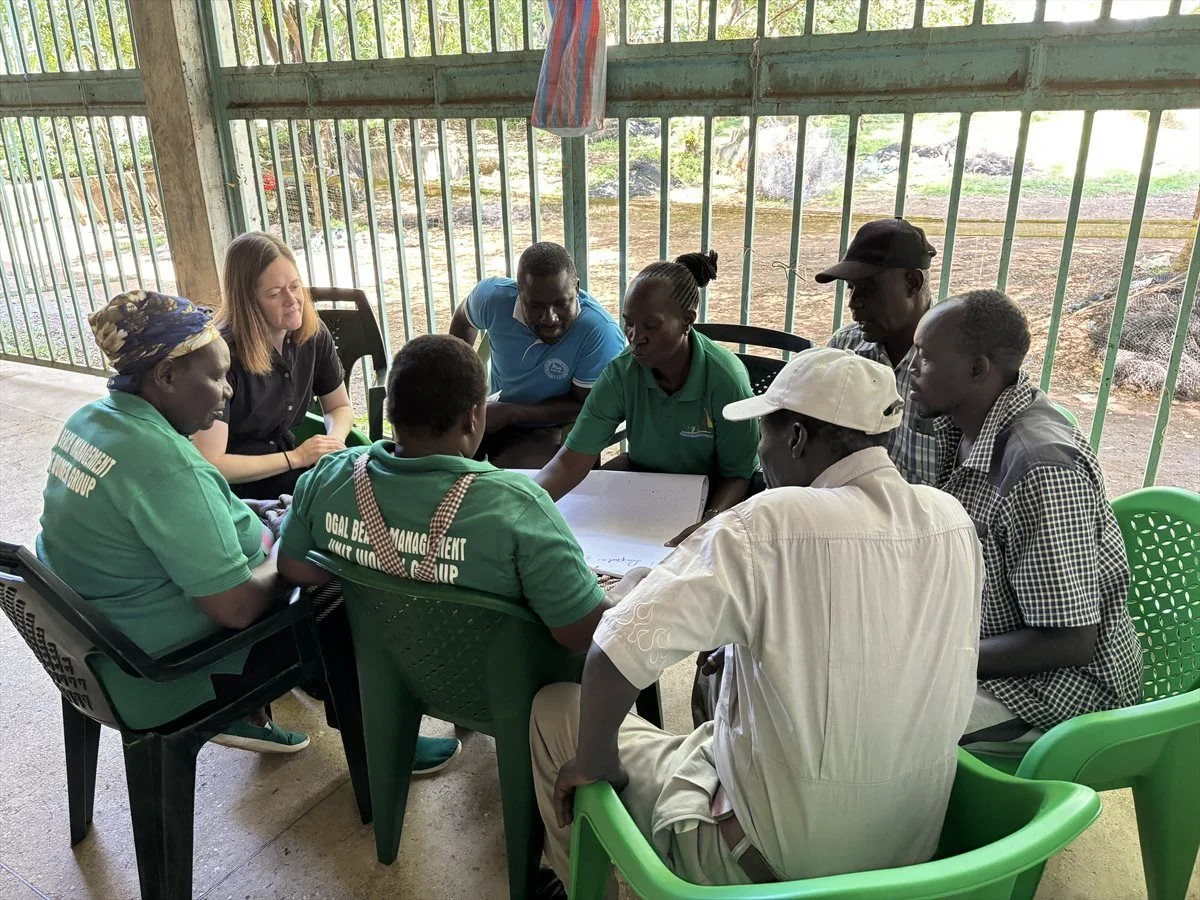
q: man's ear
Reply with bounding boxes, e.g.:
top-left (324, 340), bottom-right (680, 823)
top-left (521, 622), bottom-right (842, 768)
top-left (466, 401), bottom-right (486, 436)
top-left (789, 419), bottom-right (809, 460)
top-left (969, 354), bottom-right (992, 384)
top-left (905, 269), bottom-right (925, 299)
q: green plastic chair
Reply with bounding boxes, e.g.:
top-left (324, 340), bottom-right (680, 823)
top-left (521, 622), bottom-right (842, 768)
top-left (291, 410), bottom-right (371, 447)
top-left (972, 486), bottom-right (1200, 900)
top-left (305, 550), bottom-right (662, 900)
top-left (478, 331), bottom-right (492, 368)
top-left (1051, 402), bottom-right (1079, 427)
top-left (567, 749), bottom-right (1100, 900)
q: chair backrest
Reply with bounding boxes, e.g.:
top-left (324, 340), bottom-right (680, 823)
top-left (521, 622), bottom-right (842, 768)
top-left (1051, 402), bottom-right (1080, 427)
top-left (1110, 487), bottom-right (1200, 701)
top-left (307, 551), bottom-right (580, 732)
top-left (0, 542), bottom-right (129, 727)
top-left (693, 323), bottom-right (814, 396)
top-left (290, 411), bottom-right (372, 448)
top-left (310, 287), bottom-right (388, 383)
top-left (571, 749), bottom-right (1099, 899)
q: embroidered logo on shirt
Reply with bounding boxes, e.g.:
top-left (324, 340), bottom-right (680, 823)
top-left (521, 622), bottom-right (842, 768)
top-left (679, 409), bottom-right (715, 440)
top-left (543, 357), bottom-right (570, 380)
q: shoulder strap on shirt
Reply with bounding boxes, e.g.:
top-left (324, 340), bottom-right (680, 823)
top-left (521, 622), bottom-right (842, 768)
top-left (351, 453), bottom-right (476, 583)
top-left (413, 470), bottom-right (476, 582)
top-left (352, 453), bottom-right (409, 578)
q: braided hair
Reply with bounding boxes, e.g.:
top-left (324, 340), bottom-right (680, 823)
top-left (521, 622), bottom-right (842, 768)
top-left (633, 250), bottom-right (718, 314)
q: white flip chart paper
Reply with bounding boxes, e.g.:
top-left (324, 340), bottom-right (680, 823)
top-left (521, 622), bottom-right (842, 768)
top-left (513, 470), bottom-right (709, 576)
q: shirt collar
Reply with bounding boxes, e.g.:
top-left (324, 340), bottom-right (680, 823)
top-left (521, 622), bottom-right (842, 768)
top-left (270, 335), bottom-right (295, 370)
top-left (367, 441), bottom-right (499, 474)
top-left (102, 390), bottom-right (185, 441)
top-left (510, 291), bottom-right (587, 343)
top-left (959, 371), bottom-right (1037, 474)
top-left (811, 446), bottom-right (896, 489)
top-left (637, 329), bottom-right (707, 402)
top-left (844, 324), bottom-right (916, 373)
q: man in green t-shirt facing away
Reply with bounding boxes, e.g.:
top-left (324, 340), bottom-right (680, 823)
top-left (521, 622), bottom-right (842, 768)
top-left (277, 334), bottom-right (610, 653)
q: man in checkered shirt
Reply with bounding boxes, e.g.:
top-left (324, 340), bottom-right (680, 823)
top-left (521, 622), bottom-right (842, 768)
top-left (910, 289), bottom-right (1143, 749)
top-left (819, 217), bottom-right (942, 486)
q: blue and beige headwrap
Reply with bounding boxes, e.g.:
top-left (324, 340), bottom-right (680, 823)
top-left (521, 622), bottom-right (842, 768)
top-left (88, 290), bottom-right (221, 392)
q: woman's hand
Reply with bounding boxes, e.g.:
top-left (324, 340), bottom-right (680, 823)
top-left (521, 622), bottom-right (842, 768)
top-left (293, 434), bottom-right (345, 468)
top-left (244, 495), bottom-right (293, 540)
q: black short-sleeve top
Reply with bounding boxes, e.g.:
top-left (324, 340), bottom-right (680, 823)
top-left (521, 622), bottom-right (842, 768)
top-left (218, 321), bottom-right (345, 455)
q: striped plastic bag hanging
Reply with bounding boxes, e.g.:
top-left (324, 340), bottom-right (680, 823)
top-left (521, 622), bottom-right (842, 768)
top-left (531, 0), bottom-right (607, 137)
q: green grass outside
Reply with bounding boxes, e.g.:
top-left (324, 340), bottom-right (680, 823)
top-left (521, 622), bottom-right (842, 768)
top-left (909, 170), bottom-right (1200, 200)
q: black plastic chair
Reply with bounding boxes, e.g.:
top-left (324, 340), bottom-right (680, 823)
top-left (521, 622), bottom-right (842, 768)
top-left (693, 322), bottom-right (813, 395)
top-left (606, 323), bottom-right (812, 448)
top-left (311, 287), bottom-right (389, 441)
top-left (0, 542), bottom-right (371, 900)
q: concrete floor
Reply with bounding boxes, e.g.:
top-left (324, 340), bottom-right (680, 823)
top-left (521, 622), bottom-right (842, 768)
top-left (0, 359), bottom-right (1196, 900)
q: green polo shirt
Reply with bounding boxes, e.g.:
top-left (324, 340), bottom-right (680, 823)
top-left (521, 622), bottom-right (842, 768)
top-left (36, 391), bottom-right (267, 730)
top-left (565, 330), bottom-right (760, 478)
top-left (280, 443), bottom-right (604, 628)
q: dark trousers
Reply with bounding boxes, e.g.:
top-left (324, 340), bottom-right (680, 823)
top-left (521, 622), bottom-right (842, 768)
top-left (210, 583), bottom-right (352, 729)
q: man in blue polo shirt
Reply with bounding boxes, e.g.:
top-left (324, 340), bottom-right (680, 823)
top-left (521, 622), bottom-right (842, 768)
top-left (449, 242), bottom-right (626, 468)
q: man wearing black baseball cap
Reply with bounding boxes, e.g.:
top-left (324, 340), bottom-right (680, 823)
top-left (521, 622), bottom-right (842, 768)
top-left (819, 217), bottom-right (940, 486)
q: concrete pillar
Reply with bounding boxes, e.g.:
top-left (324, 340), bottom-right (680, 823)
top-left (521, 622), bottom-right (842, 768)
top-left (126, 0), bottom-right (231, 307)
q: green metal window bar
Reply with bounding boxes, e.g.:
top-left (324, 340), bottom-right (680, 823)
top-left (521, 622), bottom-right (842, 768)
top-left (1, 0), bottom-right (1197, 491)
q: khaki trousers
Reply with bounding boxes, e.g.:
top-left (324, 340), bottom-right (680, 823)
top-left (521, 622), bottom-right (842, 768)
top-left (960, 687), bottom-right (1044, 754)
top-left (529, 682), bottom-right (752, 892)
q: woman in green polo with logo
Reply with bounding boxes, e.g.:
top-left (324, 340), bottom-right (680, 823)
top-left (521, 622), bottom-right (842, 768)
top-left (35, 290), bottom-right (460, 772)
top-left (36, 290), bottom-right (309, 749)
top-left (534, 251), bottom-right (760, 546)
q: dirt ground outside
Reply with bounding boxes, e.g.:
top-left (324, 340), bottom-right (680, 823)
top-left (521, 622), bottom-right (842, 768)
top-left (2, 189), bottom-right (1196, 498)
top-left (329, 182), bottom-right (1197, 498)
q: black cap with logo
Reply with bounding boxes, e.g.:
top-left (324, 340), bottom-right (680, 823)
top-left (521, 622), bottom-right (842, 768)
top-left (815, 217), bottom-right (937, 284)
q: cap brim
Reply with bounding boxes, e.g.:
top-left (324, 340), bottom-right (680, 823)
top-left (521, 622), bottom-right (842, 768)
top-left (722, 394), bottom-right (780, 422)
top-left (814, 259), bottom-right (885, 284)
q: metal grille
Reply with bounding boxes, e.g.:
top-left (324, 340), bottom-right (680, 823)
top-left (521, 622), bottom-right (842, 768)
top-left (0, 0), bottom-right (1195, 490)
top-left (0, 0), bottom-right (173, 376)
top-left (201, 0), bottom-right (1198, 488)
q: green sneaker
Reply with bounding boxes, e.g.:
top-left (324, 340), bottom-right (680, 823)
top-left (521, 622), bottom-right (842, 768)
top-left (211, 719), bottom-right (310, 754)
top-left (412, 736), bottom-right (461, 775)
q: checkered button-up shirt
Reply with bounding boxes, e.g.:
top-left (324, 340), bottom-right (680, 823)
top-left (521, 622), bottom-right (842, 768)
top-left (933, 372), bottom-right (1143, 731)
top-left (828, 324), bottom-right (941, 486)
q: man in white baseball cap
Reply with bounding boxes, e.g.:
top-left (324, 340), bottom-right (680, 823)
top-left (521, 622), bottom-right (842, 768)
top-left (530, 347), bottom-right (985, 892)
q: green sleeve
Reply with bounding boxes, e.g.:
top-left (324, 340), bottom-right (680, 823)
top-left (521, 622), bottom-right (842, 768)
top-left (126, 466), bottom-right (259, 598)
top-left (563, 361), bottom-right (626, 455)
top-left (713, 363), bottom-right (760, 479)
top-left (513, 492), bottom-right (605, 628)
top-left (279, 464), bottom-right (321, 563)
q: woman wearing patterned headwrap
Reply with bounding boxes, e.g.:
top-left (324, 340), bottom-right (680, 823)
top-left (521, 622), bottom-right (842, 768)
top-left (35, 290), bottom-right (309, 752)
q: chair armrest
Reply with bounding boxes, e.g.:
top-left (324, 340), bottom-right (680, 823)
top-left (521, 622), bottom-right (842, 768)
top-left (572, 767), bottom-right (1099, 900)
top-left (134, 588), bottom-right (308, 682)
top-left (1015, 689), bottom-right (1200, 783)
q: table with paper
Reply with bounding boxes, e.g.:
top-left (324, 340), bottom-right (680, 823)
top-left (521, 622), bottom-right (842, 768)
top-left (515, 470), bottom-right (710, 576)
